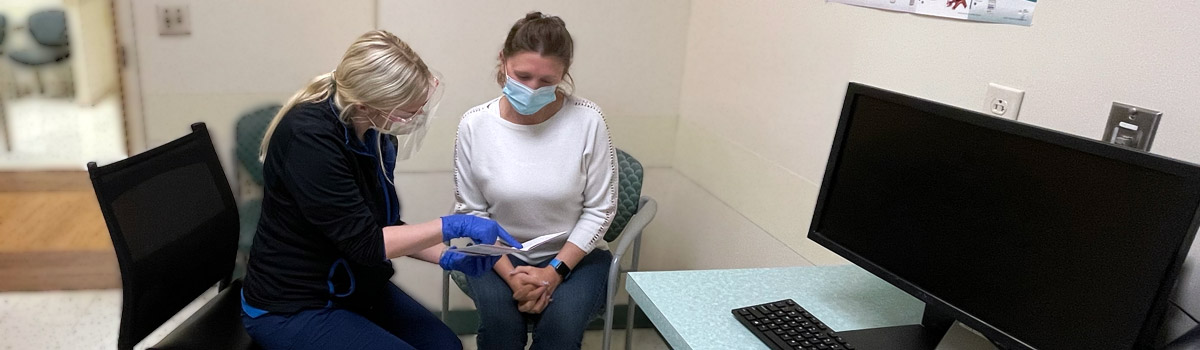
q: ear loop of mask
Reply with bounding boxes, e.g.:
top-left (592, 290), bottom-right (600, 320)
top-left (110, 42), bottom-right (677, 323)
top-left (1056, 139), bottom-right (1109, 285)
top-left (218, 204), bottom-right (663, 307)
top-left (358, 111), bottom-right (397, 188)
top-left (376, 135), bottom-right (395, 186)
top-left (330, 76), bottom-right (398, 188)
top-left (375, 131), bottom-right (400, 226)
top-left (349, 105), bottom-right (398, 188)
top-left (356, 102), bottom-right (399, 223)
top-left (349, 103), bottom-right (400, 220)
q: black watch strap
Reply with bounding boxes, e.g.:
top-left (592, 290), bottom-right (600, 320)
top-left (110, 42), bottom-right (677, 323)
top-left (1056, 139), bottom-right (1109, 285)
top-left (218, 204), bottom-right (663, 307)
top-left (550, 258), bottom-right (572, 280)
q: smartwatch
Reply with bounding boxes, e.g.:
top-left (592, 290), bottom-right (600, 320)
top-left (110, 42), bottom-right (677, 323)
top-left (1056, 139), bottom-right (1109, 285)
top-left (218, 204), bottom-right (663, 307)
top-left (549, 258), bottom-right (572, 280)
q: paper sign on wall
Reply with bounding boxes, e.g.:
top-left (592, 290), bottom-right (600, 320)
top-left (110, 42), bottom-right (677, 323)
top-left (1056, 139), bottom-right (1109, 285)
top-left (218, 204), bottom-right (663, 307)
top-left (828, 0), bottom-right (1037, 26)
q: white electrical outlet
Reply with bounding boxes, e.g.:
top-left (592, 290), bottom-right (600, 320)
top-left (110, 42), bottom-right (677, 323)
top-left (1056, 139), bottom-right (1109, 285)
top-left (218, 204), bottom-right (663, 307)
top-left (984, 83), bottom-right (1025, 120)
top-left (157, 5), bottom-right (191, 36)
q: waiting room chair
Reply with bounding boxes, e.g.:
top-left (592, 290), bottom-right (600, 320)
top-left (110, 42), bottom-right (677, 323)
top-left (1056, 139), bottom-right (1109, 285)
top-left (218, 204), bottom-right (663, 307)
top-left (441, 148), bottom-right (658, 350)
top-left (8, 9), bottom-right (70, 96)
top-left (231, 104), bottom-right (280, 278)
top-left (0, 13), bottom-right (9, 152)
top-left (0, 14), bottom-right (7, 45)
top-left (88, 123), bottom-right (256, 350)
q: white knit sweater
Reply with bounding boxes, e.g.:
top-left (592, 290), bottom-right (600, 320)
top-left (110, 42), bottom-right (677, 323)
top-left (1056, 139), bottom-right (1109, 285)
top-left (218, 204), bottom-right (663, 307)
top-left (453, 96), bottom-right (617, 263)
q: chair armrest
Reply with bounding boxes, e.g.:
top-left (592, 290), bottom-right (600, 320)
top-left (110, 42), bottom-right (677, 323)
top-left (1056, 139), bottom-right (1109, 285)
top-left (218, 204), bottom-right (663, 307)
top-left (612, 196), bottom-right (657, 260)
top-left (603, 196), bottom-right (657, 350)
top-left (235, 166), bottom-right (263, 203)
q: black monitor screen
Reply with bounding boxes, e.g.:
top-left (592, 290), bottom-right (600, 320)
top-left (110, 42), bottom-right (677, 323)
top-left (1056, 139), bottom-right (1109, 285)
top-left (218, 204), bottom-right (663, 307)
top-left (810, 84), bottom-right (1200, 349)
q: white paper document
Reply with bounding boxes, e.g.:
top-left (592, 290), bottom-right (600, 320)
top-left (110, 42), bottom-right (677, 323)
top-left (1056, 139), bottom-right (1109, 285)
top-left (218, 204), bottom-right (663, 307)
top-left (454, 231), bottom-right (568, 256)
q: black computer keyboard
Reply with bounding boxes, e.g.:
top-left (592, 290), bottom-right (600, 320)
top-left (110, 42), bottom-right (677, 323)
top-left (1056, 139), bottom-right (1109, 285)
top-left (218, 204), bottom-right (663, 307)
top-left (732, 299), bottom-right (856, 350)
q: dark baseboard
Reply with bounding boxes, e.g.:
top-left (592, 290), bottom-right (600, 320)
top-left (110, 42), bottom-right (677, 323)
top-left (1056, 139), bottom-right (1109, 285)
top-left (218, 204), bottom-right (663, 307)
top-left (0, 250), bottom-right (121, 291)
top-left (0, 171), bottom-right (92, 192)
top-left (440, 303), bottom-right (655, 335)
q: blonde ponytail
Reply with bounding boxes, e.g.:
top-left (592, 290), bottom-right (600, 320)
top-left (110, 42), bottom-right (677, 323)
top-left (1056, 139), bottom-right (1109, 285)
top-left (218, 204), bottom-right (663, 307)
top-left (258, 73), bottom-right (335, 160)
top-left (258, 30), bottom-right (433, 161)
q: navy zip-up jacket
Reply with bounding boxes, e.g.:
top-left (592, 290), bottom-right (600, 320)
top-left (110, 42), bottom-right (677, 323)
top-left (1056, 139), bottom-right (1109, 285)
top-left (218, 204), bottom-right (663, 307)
top-left (243, 99), bottom-right (402, 314)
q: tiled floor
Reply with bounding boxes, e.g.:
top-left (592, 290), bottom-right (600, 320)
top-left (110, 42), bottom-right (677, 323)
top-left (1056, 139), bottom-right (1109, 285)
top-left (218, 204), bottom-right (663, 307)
top-left (0, 289), bottom-right (127, 350)
top-left (459, 329), bottom-right (671, 350)
top-left (0, 288), bottom-right (670, 350)
top-left (0, 96), bottom-right (125, 171)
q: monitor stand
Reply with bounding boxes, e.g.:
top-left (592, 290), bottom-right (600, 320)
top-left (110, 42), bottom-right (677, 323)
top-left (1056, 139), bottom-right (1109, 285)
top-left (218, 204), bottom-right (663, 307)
top-left (933, 322), bottom-right (1000, 350)
top-left (836, 305), bottom-right (955, 350)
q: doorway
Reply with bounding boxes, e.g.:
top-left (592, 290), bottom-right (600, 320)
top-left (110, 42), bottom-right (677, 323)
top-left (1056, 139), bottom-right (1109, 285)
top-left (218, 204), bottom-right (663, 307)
top-left (0, 0), bottom-right (129, 291)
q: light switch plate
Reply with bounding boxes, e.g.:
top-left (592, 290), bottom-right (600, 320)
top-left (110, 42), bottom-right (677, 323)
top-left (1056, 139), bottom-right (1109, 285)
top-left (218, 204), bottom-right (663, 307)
top-left (984, 83), bottom-right (1024, 120)
top-left (1102, 102), bottom-right (1161, 152)
top-left (157, 5), bottom-right (191, 36)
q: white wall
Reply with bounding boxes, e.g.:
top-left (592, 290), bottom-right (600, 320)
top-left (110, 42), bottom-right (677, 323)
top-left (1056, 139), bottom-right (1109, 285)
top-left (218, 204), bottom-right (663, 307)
top-left (123, 0), bottom-right (709, 312)
top-left (377, 0), bottom-right (689, 171)
top-left (131, 0), bottom-right (375, 175)
top-left (676, 1), bottom-right (1200, 265)
top-left (116, 1), bottom-right (1200, 335)
top-left (676, 0), bottom-right (1200, 338)
top-left (374, 1), bottom-right (813, 313)
top-left (118, 0), bottom-right (703, 313)
top-left (66, 0), bottom-right (119, 105)
top-left (376, 0), bottom-right (703, 310)
top-left (133, 0), bottom-right (687, 175)
top-left (114, 0), bottom-right (144, 153)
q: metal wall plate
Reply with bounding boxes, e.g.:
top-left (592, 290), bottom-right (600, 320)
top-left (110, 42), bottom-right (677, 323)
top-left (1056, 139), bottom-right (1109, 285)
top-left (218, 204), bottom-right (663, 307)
top-left (1102, 102), bottom-right (1161, 152)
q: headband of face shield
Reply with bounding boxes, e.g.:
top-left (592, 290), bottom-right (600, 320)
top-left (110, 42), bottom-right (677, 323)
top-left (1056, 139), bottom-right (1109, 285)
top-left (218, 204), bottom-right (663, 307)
top-left (350, 71), bottom-right (444, 162)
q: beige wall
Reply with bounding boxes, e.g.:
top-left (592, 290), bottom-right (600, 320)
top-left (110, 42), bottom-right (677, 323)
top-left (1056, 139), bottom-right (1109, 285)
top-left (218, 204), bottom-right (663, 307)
top-left (123, 1), bottom-right (1200, 325)
top-left (134, 0), bottom-right (688, 175)
top-left (125, 0), bottom-right (710, 310)
top-left (371, 1), bottom-right (813, 312)
top-left (675, 0), bottom-right (1200, 337)
top-left (376, 0), bottom-right (707, 310)
top-left (377, 0), bottom-right (689, 170)
top-left (66, 0), bottom-right (119, 106)
top-left (676, 1), bottom-right (1200, 265)
top-left (132, 0), bottom-right (375, 176)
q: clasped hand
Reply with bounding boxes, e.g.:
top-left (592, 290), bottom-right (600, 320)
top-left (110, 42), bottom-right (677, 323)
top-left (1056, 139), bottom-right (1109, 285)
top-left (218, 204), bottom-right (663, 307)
top-left (506, 265), bottom-right (562, 314)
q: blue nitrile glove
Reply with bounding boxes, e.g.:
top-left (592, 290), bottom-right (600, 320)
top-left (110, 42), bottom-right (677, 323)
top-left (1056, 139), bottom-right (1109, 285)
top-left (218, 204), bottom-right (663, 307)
top-left (439, 247), bottom-right (502, 277)
top-left (441, 215), bottom-right (522, 248)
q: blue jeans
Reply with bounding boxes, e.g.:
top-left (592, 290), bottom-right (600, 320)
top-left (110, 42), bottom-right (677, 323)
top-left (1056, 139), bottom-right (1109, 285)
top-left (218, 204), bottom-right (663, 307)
top-left (242, 283), bottom-right (460, 350)
top-left (466, 249), bottom-right (612, 350)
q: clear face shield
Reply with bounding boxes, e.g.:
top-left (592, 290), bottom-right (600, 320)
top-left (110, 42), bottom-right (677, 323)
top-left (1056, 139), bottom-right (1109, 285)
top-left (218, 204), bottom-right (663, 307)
top-left (374, 71), bottom-right (444, 161)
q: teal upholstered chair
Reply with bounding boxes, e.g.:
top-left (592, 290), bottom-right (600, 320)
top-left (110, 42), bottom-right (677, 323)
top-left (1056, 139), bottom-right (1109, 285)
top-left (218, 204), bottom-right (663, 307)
top-left (441, 148), bottom-right (658, 350)
top-left (232, 104), bottom-right (280, 278)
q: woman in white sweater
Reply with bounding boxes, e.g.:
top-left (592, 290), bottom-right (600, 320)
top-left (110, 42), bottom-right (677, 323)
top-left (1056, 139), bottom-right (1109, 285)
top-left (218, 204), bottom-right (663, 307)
top-left (452, 11), bottom-right (619, 350)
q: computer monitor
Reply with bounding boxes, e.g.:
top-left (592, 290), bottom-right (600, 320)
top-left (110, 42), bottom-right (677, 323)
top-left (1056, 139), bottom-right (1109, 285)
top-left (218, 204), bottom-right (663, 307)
top-left (808, 83), bottom-right (1200, 349)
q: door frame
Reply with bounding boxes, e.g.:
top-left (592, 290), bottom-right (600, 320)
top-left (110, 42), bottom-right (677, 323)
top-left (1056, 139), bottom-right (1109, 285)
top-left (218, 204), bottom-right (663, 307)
top-left (112, 0), bottom-right (146, 155)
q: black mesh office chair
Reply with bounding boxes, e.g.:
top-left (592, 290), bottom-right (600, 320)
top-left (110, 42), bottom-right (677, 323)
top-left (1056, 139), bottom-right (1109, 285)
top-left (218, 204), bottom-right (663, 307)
top-left (88, 123), bottom-right (255, 350)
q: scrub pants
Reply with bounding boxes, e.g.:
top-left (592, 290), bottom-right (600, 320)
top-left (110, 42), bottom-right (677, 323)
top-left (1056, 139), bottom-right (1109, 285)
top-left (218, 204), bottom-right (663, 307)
top-left (465, 250), bottom-right (612, 350)
top-left (242, 283), bottom-right (460, 350)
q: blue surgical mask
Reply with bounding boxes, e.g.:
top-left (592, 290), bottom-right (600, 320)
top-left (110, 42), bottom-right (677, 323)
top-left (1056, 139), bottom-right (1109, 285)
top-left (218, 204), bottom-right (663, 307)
top-left (502, 75), bottom-right (557, 115)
